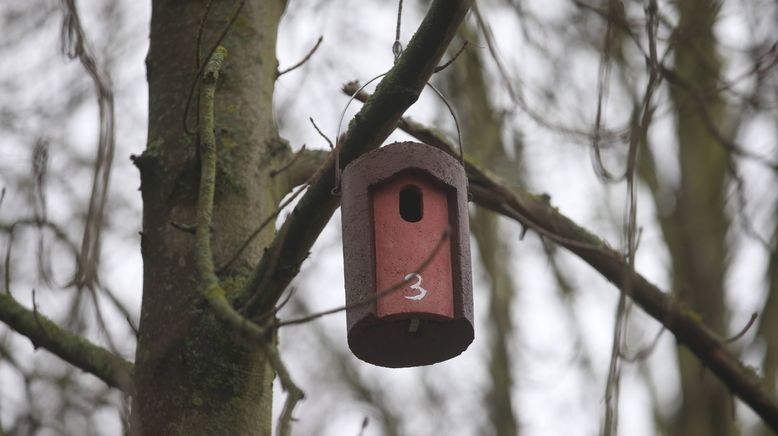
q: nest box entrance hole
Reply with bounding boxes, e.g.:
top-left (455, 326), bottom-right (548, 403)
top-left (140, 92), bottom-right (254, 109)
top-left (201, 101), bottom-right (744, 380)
top-left (399, 184), bottom-right (423, 222)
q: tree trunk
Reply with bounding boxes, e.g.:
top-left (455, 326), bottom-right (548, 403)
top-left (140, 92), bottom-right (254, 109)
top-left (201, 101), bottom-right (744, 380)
top-left (446, 22), bottom-right (521, 436)
top-left (756, 204), bottom-right (778, 436)
top-left (131, 1), bottom-right (289, 433)
top-left (666, 1), bottom-right (734, 434)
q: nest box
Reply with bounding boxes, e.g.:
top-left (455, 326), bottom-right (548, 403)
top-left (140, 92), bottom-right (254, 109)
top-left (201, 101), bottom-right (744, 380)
top-left (340, 141), bottom-right (474, 368)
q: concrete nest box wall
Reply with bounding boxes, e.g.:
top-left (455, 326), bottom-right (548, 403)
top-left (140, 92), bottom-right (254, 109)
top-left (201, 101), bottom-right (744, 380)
top-left (340, 141), bottom-right (474, 368)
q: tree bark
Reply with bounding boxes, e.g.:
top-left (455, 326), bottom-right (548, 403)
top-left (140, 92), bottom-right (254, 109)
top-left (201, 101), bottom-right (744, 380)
top-left (131, 1), bottom-right (289, 434)
top-left (756, 199), bottom-right (778, 436)
top-left (666, 1), bottom-right (733, 434)
top-left (445, 22), bottom-right (521, 436)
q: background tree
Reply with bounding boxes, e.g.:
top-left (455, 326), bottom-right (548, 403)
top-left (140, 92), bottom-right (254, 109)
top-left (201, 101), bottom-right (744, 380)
top-left (1, 0), bottom-right (777, 435)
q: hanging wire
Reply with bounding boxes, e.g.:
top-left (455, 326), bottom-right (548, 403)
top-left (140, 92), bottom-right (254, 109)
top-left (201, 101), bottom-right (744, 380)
top-left (333, 77), bottom-right (466, 193)
top-left (393, 0), bottom-right (404, 62)
top-left (425, 81), bottom-right (465, 168)
top-left (333, 72), bottom-right (389, 194)
top-left (331, 0), bottom-right (465, 193)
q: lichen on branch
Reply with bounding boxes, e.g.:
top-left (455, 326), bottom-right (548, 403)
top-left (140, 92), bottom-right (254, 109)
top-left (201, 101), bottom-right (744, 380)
top-left (0, 292), bottom-right (134, 392)
top-left (194, 46), bottom-right (303, 436)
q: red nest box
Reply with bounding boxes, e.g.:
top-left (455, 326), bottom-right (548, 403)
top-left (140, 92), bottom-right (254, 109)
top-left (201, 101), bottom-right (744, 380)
top-left (341, 141), bottom-right (474, 367)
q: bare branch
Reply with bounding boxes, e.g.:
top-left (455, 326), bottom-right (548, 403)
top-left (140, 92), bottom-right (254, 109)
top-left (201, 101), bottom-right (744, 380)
top-left (277, 36), bottom-right (323, 78)
top-left (61, 0), bottom-right (116, 290)
top-left (660, 65), bottom-right (778, 172)
top-left (182, 0), bottom-right (248, 135)
top-left (270, 144), bottom-right (308, 178)
top-left (472, 4), bottom-right (517, 101)
top-left (309, 117), bottom-right (334, 150)
top-left (0, 292), bottom-right (133, 392)
top-left (434, 40), bottom-right (468, 74)
top-left (726, 312), bottom-right (758, 344)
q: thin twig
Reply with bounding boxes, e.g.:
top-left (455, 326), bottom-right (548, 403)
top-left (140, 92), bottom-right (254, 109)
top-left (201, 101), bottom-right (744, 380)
top-left (183, 0), bottom-right (248, 135)
top-left (275, 229), bottom-right (449, 328)
top-left (253, 286), bottom-right (298, 324)
top-left (472, 4), bottom-right (518, 101)
top-left (659, 67), bottom-right (773, 248)
top-left (265, 342), bottom-right (304, 436)
top-left (217, 177), bottom-right (310, 273)
top-left (310, 117), bottom-right (334, 149)
top-left (61, 0), bottom-right (116, 290)
top-left (31, 289), bottom-right (47, 339)
top-left (277, 36), bottom-right (323, 77)
top-left (619, 326), bottom-right (665, 362)
top-left (434, 40), bottom-right (469, 73)
top-left (3, 223), bottom-right (15, 295)
top-left (271, 145), bottom-right (308, 178)
top-left (357, 417), bottom-right (369, 436)
top-left (660, 65), bottom-right (778, 172)
top-left (590, 0), bottom-right (623, 183)
top-left (85, 282), bottom-right (123, 356)
top-left (196, 0), bottom-right (215, 68)
top-left (726, 312), bottom-right (758, 344)
top-left (604, 4), bottom-right (660, 432)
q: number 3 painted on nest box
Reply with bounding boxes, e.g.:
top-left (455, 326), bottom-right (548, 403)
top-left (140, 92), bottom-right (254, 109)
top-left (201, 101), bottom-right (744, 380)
top-left (403, 273), bottom-right (427, 301)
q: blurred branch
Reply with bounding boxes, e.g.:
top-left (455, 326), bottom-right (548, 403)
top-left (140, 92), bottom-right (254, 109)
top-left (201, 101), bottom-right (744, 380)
top-left (0, 292), bottom-right (133, 392)
top-left (341, 84), bottom-right (778, 431)
top-left (2, 218), bottom-right (80, 303)
top-left (60, 0), bottom-right (116, 289)
top-left (1, 217), bottom-right (137, 337)
top-left (434, 40), bottom-right (468, 74)
top-left (289, 298), bottom-right (402, 436)
top-left (541, 242), bottom-right (597, 375)
top-left (660, 65), bottom-right (778, 172)
top-left (725, 312), bottom-right (757, 344)
top-left (237, 0), bottom-right (475, 314)
top-left (472, 4), bottom-right (517, 101)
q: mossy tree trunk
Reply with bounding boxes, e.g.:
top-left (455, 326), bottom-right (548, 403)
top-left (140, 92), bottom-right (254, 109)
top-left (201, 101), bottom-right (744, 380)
top-left (131, 1), bottom-right (293, 434)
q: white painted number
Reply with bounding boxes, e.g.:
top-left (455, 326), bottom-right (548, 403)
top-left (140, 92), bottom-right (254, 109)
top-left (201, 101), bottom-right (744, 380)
top-left (403, 273), bottom-right (428, 301)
